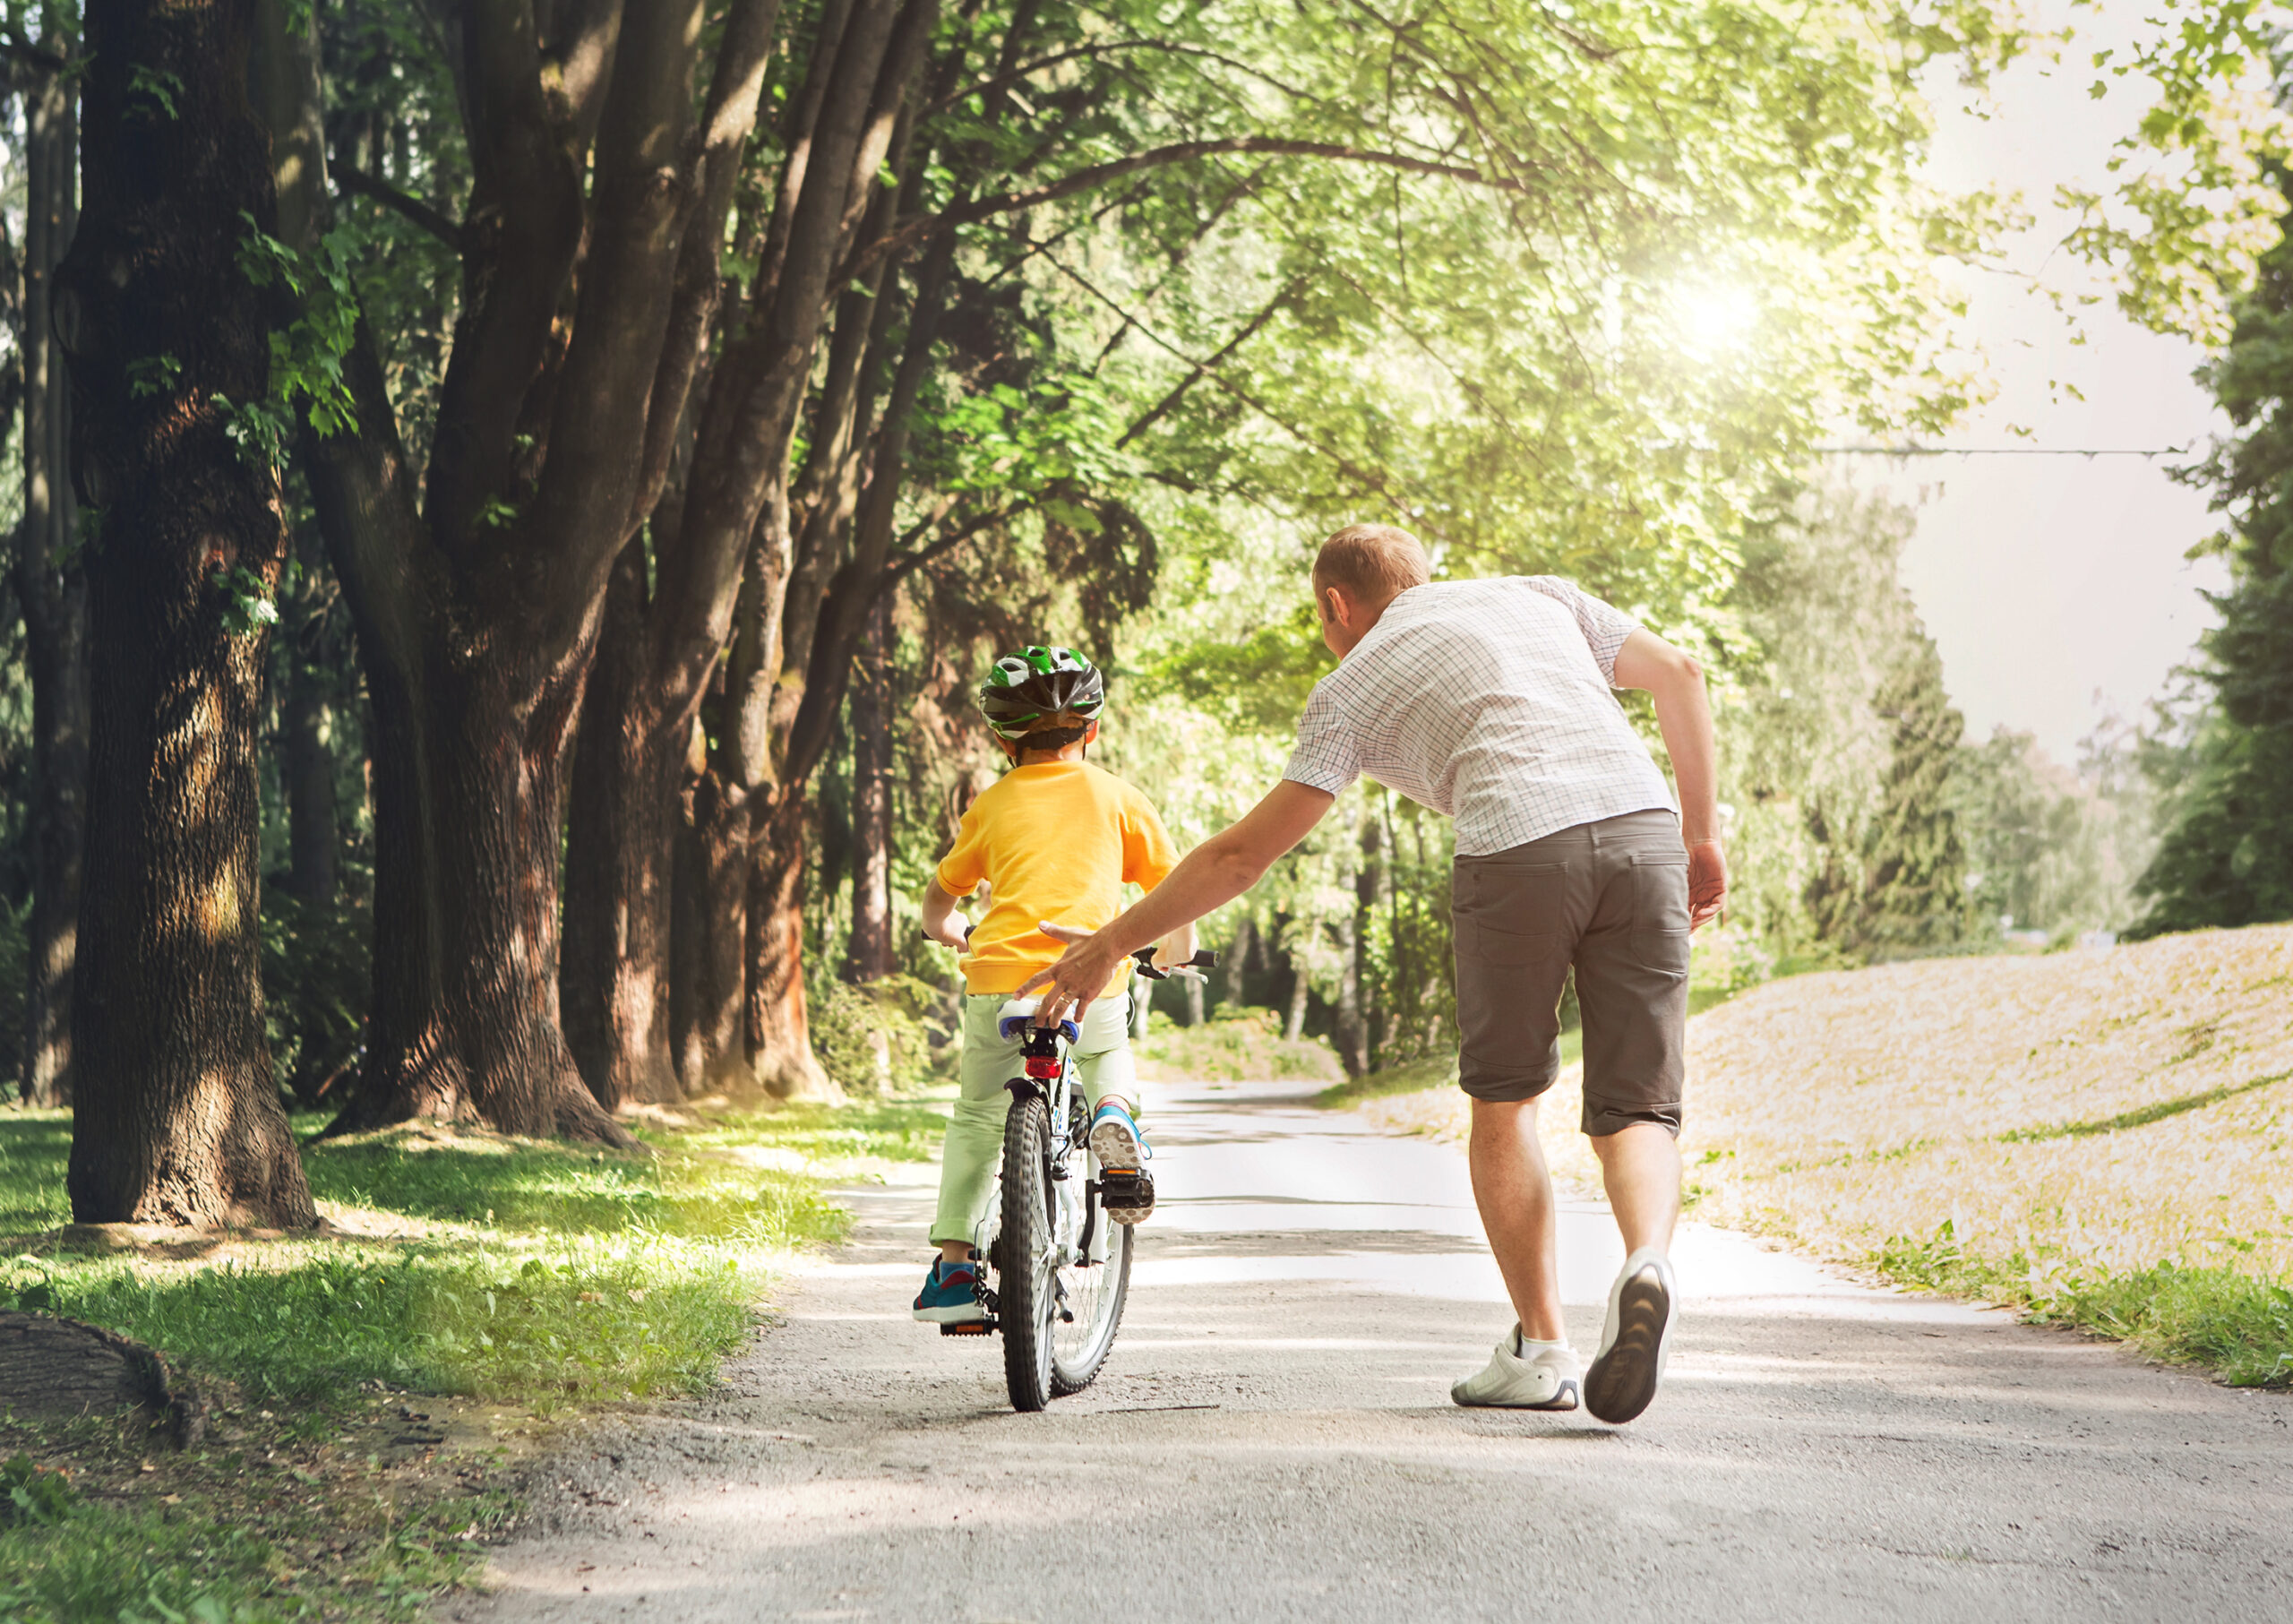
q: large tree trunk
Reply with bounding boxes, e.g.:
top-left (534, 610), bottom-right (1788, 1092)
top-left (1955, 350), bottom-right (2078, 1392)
top-left (673, 763), bottom-right (754, 1091)
top-left (745, 788), bottom-right (835, 1098)
top-left (324, 619), bottom-right (631, 1144)
top-left (16, 42), bottom-right (88, 1110)
top-left (59, 0), bottom-right (314, 1228)
top-left (845, 594), bottom-right (894, 982)
top-left (562, 547), bottom-right (683, 1109)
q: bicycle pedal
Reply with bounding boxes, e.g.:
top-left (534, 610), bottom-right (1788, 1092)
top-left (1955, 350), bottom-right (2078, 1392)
top-left (1096, 1169), bottom-right (1155, 1216)
top-left (940, 1319), bottom-right (998, 1337)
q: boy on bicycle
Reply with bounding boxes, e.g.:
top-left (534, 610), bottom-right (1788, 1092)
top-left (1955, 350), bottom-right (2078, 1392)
top-left (913, 645), bottom-right (1193, 1324)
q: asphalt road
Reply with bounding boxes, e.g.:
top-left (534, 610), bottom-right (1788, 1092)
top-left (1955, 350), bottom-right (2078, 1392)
top-left (451, 1079), bottom-right (2293, 1623)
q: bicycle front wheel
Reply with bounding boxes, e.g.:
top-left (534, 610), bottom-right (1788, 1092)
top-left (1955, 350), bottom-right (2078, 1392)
top-left (998, 1091), bottom-right (1057, 1412)
top-left (1050, 1199), bottom-right (1130, 1396)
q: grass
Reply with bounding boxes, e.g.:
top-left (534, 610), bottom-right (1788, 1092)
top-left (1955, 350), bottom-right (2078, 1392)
top-left (0, 1096), bottom-right (948, 1621)
top-left (1334, 924), bottom-right (2293, 1388)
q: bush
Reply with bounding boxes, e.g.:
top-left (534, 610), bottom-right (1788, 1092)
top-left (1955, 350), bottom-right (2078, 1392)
top-left (260, 889), bottom-right (371, 1105)
top-left (1139, 1007), bottom-right (1341, 1084)
top-left (809, 975), bottom-right (944, 1094)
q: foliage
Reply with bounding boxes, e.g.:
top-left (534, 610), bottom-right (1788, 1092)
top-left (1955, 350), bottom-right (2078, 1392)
top-left (798, 975), bottom-right (945, 1096)
top-left (261, 889), bottom-right (371, 1105)
top-left (2138, 171), bottom-right (2293, 934)
top-left (1138, 1008), bottom-right (1342, 1084)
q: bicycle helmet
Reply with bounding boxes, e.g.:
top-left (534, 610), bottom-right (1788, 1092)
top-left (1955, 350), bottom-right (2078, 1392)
top-left (977, 645), bottom-right (1105, 741)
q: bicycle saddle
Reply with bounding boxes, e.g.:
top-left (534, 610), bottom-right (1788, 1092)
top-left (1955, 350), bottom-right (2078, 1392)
top-left (996, 997), bottom-right (1078, 1043)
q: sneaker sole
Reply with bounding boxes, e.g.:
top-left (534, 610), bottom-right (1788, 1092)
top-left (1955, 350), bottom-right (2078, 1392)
top-left (1090, 1120), bottom-right (1154, 1224)
top-left (1452, 1376), bottom-right (1580, 1412)
top-left (1584, 1263), bottom-right (1671, 1424)
top-left (913, 1302), bottom-right (988, 1324)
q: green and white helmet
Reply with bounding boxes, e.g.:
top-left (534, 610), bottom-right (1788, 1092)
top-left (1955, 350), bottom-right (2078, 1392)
top-left (977, 645), bottom-right (1105, 741)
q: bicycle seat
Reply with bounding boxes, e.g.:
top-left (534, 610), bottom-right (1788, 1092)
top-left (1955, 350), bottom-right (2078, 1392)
top-left (997, 997), bottom-right (1078, 1044)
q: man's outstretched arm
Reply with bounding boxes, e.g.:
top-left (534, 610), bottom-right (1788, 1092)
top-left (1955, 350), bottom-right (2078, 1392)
top-left (1021, 780), bottom-right (1336, 1020)
top-left (1612, 627), bottom-right (1727, 929)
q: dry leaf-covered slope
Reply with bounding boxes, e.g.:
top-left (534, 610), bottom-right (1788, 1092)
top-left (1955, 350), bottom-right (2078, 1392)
top-left (1359, 924), bottom-right (2293, 1283)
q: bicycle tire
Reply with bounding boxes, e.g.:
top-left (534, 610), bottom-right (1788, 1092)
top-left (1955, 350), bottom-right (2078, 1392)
top-left (998, 1092), bottom-right (1057, 1412)
top-left (1050, 1211), bottom-right (1130, 1396)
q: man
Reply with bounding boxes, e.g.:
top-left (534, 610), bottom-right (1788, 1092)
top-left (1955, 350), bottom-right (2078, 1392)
top-left (1021, 524), bottom-right (1725, 1424)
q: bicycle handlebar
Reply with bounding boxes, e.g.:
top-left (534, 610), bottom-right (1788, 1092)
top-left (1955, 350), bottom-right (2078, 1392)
top-left (1132, 947), bottom-right (1219, 981)
top-left (916, 924), bottom-right (1218, 983)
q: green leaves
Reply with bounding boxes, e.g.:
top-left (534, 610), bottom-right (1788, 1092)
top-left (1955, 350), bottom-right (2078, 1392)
top-left (236, 216), bottom-right (362, 447)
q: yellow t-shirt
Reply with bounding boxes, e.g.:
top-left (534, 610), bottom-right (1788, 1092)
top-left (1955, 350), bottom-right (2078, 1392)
top-left (935, 760), bottom-right (1179, 995)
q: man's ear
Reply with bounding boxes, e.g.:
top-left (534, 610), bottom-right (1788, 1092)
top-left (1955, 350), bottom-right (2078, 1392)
top-left (1322, 583), bottom-right (1350, 627)
top-left (1085, 720), bottom-right (1101, 745)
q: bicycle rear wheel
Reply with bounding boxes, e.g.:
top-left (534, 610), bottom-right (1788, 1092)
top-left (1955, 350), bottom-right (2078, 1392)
top-left (998, 1092), bottom-right (1057, 1412)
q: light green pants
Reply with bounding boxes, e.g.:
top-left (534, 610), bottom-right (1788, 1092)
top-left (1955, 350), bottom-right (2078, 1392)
top-left (930, 989), bottom-right (1138, 1249)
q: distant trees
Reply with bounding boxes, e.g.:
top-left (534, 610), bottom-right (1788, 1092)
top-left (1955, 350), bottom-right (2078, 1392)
top-left (2136, 176), bottom-right (2293, 935)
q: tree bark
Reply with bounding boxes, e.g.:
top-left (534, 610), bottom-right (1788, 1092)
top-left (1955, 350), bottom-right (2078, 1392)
top-left (16, 39), bottom-right (89, 1110)
top-left (745, 787), bottom-right (835, 1098)
top-left (562, 545), bottom-right (683, 1108)
top-left (845, 593), bottom-right (894, 982)
top-left (59, 0), bottom-right (315, 1228)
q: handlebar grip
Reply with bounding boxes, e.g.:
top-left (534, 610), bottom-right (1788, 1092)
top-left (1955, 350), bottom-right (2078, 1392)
top-left (1131, 946), bottom-right (1221, 980)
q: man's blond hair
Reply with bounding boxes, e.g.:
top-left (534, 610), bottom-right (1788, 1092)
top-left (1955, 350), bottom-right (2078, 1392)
top-left (1313, 524), bottom-right (1431, 606)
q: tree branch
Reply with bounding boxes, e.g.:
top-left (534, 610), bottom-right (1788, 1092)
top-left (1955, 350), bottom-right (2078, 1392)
top-left (1116, 279), bottom-right (1298, 448)
top-left (848, 137), bottom-right (1549, 280)
top-left (334, 163), bottom-right (465, 251)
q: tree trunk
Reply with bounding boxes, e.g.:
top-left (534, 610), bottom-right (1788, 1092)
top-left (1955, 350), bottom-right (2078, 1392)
top-left (16, 44), bottom-right (88, 1110)
top-left (279, 598), bottom-right (339, 904)
top-left (1224, 913), bottom-right (1254, 1012)
top-left (745, 788), bottom-right (837, 1098)
top-left (1284, 958), bottom-right (1310, 1043)
top-left (326, 626), bottom-right (632, 1144)
top-left (674, 764), bottom-right (755, 1092)
top-left (845, 593), bottom-right (894, 982)
top-left (60, 0), bottom-right (315, 1228)
top-left (562, 546), bottom-right (683, 1109)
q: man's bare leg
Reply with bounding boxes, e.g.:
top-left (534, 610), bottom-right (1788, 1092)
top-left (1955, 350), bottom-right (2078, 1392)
top-left (1467, 1097), bottom-right (1567, 1343)
top-left (1588, 1121), bottom-right (1682, 1258)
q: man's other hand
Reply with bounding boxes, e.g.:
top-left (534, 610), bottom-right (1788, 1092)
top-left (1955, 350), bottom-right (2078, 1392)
top-left (1688, 839), bottom-right (1727, 930)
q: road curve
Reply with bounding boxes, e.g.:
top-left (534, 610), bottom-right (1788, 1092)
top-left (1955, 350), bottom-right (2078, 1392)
top-left (451, 1079), bottom-right (2293, 1624)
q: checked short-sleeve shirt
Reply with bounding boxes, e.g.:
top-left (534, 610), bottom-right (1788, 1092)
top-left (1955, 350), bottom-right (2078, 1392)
top-left (1283, 576), bottom-right (1675, 856)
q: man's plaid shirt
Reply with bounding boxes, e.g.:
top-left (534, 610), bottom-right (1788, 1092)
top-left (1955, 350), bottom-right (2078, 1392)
top-left (1282, 576), bottom-right (1676, 856)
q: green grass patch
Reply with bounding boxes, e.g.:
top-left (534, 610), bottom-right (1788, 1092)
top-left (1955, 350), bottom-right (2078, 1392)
top-left (0, 1445), bottom-right (507, 1624)
top-left (1877, 1223), bottom-right (2293, 1388)
top-left (1996, 1070), bottom-right (2292, 1144)
top-left (0, 1096), bottom-right (931, 1621)
top-left (0, 1106), bottom-right (895, 1410)
top-left (1312, 1030), bottom-right (1584, 1108)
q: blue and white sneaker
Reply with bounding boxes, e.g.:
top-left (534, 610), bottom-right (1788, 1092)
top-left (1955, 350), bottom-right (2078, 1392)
top-left (1088, 1103), bottom-right (1155, 1224)
top-left (912, 1258), bottom-right (985, 1323)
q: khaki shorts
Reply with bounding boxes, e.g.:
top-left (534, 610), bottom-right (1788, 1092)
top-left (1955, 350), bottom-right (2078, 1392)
top-left (1451, 809), bottom-right (1688, 1134)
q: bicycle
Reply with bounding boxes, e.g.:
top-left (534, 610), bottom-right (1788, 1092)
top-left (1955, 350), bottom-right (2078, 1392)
top-left (923, 930), bottom-right (1215, 1412)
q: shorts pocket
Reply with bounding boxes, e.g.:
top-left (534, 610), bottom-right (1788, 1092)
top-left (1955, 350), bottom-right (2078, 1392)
top-left (1456, 915), bottom-right (1560, 967)
top-left (1630, 852), bottom-right (1691, 974)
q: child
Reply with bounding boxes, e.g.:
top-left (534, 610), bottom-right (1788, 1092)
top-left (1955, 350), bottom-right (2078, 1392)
top-left (912, 645), bottom-right (1192, 1324)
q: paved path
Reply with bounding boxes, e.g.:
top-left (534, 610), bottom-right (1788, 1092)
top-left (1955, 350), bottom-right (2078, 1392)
top-left (454, 1080), bottom-right (2293, 1623)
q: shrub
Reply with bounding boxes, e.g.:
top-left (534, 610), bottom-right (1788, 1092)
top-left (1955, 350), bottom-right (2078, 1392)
top-left (809, 975), bottom-right (943, 1094)
top-left (260, 889), bottom-right (371, 1105)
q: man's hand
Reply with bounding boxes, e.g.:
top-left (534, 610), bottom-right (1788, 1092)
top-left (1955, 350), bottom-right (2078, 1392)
top-left (1688, 839), bottom-right (1727, 931)
top-left (1022, 921), bottom-right (1125, 1026)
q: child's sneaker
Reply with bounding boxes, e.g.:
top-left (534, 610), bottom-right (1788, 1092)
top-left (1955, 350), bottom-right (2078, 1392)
top-left (1088, 1102), bottom-right (1155, 1224)
top-left (912, 1258), bottom-right (986, 1323)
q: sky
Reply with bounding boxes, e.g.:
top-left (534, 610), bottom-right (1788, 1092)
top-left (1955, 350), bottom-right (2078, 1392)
top-left (1852, 3), bottom-right (2237, 763)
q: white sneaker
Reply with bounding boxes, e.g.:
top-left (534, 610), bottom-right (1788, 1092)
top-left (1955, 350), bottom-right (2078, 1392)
top-left (1583, 1248), bottom-right (1678, 1424)
top-left (1450, 1326), bottom-right (1581, 1410)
